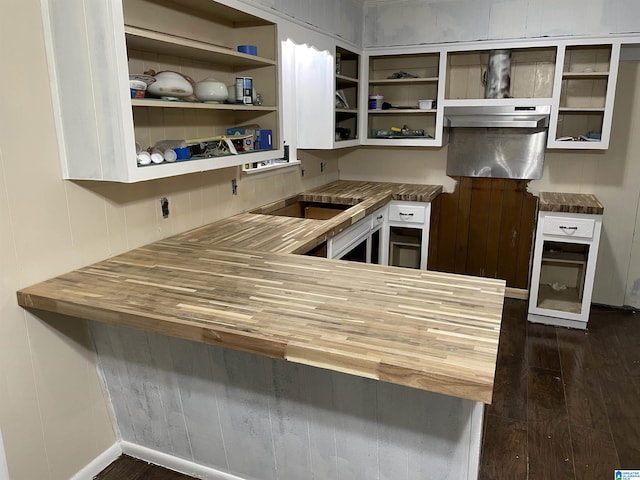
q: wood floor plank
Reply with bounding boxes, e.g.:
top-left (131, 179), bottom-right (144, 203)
top-left (479, 414), bottom-right (527, 480)
top-left (526, 322), bottom-right (560, 371)
top-left (598, 373), bottom-right (640, 468)
top-left (94, 455), bottom-right (149, 479)
top-left (528, 366), bottom-right (566, 422)
top-left (527, 417), bottom-right (575, 480)
top-left (557, 328), bottom-right (610, 431)
top-left (95, 455), bottom-right (193, 480)
top-left (486, 360), bottom-right (527, 421)
top-left (570, 425), bottom-right (619, 480)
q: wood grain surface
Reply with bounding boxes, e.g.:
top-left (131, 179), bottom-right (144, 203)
top-left (539, 192), bottom-right (604, 215)
top-left (428, 178), bottom-right (537, 289)
top-left (16, 181), bottom-right (505, 403)
top-left (176, 181), bottom-right (442, 255)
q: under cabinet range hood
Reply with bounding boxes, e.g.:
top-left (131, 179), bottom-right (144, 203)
top-left (444, 105), bottom-right (551, 128)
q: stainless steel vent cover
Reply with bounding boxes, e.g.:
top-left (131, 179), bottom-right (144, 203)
top-left (446, 127), bottom-right (547, 180)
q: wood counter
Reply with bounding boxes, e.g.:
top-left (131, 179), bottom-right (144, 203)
top-left (16, 181), bottom-right (504, 404)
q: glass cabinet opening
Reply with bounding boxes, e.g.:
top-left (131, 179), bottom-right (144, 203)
top-left (536, 241), bottom-right (590, 313)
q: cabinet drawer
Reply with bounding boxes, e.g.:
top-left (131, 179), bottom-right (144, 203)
top-left (542, 216), bottom-right (595, 239)
top-left (388, 204), bottom-right (426, 224)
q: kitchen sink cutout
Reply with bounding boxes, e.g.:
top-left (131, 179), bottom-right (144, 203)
top-left (251, 195), bottom-right (361, 220)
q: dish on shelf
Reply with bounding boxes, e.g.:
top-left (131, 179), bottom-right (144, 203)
top-left (146, 71), bottom-right (194, 100)
top-left (194, 77), bottom-right (228, 103)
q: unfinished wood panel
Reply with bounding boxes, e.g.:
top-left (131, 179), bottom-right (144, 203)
top-left (428, 184), bottom-right (459, 273)
top-left (454, 177), bottom-right (473, 274)
top-left (516, 194), bottom-right (539, 288)
top-left (429, 177), bottom-right (538, 289)
top-left (484, 179), bottom-right (506, 279)
top-left (466, 179), bottom-right (493, 277)
top-left (496, 181), bottom-right (526, 286)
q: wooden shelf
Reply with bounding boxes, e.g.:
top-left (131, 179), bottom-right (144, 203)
top-left (558, 107), bottom-right (606, 113)
top-left (536, 284), bottom-right (582, 313)
top-left (368, 109), bottom-right (436, 114)
top-left (369, 77), bottom-right (439, 86)
top-left (124, 25), bottom-right (276, 68)
top-left (336, 108), bottom-right (358, 114)
top-left (336, 74), bottom-right (358, 85)
top-left (131, 98), bottom-right (277, 111)
top-left (562, 71), bottom-right (609, 79)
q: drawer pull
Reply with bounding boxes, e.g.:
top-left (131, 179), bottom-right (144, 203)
top-left (377, 215), bottom-right (384, 220)
top-left (559, 225), bottom-right (578, 232)
top-left (399, 212), bottom-right (414, 217)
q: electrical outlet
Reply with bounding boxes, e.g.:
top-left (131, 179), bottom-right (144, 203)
top-left (160, 197), bottom-right (169, 218)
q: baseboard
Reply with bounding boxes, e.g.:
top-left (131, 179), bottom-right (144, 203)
top-left (70, 442), bottom-right (121, 480)
top-left (120, 441), bottom-right (246, 480)
top-left (505, 287), bottom-right (528, 300)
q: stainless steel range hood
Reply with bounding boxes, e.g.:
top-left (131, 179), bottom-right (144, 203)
top-left (444, 105), bottom-right (551, 128)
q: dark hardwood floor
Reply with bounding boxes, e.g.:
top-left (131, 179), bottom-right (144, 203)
top-left (481, 299), bottom-right (640, 480)
top-left (95, 299), bottom-right (640, 479)
top-left (94, 454), bottom-right (192, 479)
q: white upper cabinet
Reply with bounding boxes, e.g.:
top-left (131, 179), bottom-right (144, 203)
top-left (547, 41), bottom-right (621, 150)
top-left (42, 0), bottom-right (282, 182)
top-left (290, 40), bottom-right (361, 150)
top-left (361, 47), bottom-right (447, 147)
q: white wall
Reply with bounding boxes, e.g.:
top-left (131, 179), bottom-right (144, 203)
top-left (364, 0), bottom-right (640, 47)
top-left (247, 0), bottom-right (364, 46)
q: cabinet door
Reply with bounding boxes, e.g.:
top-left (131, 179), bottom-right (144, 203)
top-left (290, 42), bottom-right (335, 149)
top-left (547, 42), bottom-right (621, 150)
top-left (292, 42), bottom-right (361, 149)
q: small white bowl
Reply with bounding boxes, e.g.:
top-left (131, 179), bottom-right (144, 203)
top-left (194, 77), bottom-right (228, 103)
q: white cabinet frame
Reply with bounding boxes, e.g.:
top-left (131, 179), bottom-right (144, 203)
top-left (528, 211), bottom-right (603, 329)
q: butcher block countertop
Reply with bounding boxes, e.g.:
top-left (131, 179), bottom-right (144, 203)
top-left (539, 191), bottom-right (604, 215)
top-left (174, 180), bottom-right (443, 254)
top-left (16, 180), bottom-right (505, 404)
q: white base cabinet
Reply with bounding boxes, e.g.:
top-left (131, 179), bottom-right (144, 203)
top-left (383, 201), bottom-right (431, 270)
top-left (328, 206), bottom-right (386, 261)
top-left (528, 210), bottom-right (603, 329)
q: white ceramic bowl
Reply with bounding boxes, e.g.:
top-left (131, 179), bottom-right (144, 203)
top-left (194, 78), bottom-right (228, 103)
top-left (146, 71), bottom-right (193, 99)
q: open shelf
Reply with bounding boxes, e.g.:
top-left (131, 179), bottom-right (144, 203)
top-left (368, 109), bottom-right (436, 114)
top-left (124, 26), bottom-right (276, 68)
top-left (131, 99), bottom-right (276, 111)
top-left (536, 284), bottom-right (582, 313)
top-left (369, 77), bottom-right (439, 86)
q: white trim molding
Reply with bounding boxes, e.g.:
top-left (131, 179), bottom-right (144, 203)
top-left (69, 443), bottom-right (121, 480)
top-left (120, 442), bottom-right (247, 480)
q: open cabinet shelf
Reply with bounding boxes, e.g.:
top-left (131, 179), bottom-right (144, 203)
top-left (43, 0), bottom-right (282, 182)
top-left (548, 42), bottom-right (620, 150)
top-left (363, 50), bottom-right (444, 146)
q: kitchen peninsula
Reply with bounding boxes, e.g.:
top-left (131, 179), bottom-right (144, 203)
top-left (17, 181), bottom-right (505, 480)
